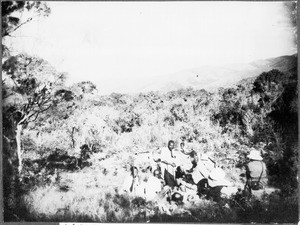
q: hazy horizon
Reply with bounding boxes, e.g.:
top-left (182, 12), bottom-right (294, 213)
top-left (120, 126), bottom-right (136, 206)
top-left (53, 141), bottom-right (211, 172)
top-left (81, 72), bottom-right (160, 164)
top-left (3, 1), bottom-right (297, 95)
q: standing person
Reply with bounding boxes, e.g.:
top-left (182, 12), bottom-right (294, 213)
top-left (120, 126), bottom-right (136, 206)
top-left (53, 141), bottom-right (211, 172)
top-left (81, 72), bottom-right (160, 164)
top-left (245, 149), bottom-right (268, 193)
top-left (159, 140), bottom-right (178, 189)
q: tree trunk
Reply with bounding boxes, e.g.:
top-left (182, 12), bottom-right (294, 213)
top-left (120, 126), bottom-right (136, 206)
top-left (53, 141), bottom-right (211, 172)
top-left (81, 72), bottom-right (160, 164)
top-left (71, 127), bottom-right (76, 148)
top-left (16, 124), bottom-right (23, 174)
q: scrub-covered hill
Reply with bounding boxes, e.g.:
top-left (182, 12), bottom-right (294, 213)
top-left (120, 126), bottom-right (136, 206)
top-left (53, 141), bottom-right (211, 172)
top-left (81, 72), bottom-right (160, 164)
top-left (3, 53), bottom-right (298, 222)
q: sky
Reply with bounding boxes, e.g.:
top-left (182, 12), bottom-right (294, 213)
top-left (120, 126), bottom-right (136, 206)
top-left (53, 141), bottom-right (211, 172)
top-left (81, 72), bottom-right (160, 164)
top-left (5, 1), bottom-right (297, 95)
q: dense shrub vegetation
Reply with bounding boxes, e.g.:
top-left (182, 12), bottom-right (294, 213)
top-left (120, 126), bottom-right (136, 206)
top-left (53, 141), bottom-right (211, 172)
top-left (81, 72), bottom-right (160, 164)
top-left (2, 1), bottom-right (298, 222)
top-left (3, 60), bottom-right (298, 222)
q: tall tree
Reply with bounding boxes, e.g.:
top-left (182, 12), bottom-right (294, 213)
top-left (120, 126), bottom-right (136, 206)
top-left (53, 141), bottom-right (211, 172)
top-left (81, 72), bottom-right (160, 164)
top-left (2, 2), bottom-right (52, 220)
top-left (2, 54), bottom-right (73, 173)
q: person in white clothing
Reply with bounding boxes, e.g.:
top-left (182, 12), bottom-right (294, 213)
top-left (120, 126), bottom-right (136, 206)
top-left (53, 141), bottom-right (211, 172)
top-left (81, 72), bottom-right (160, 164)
top-left (121, 166), bottom-right (144, 197)
top-left (206, 167), bottom-right (237, 202)
top-left (179, 141), bottom-right (191, 155)
top-left (158, 140), bottom-right (178, 189)
top-left (145, 168), bottom-right (163, 201)
top-left (191, 153), bottom-right (216, 183)
top-left (180, 151), bottom-right (216, 196)
top-left (175, 143), bottom-right (193, 178)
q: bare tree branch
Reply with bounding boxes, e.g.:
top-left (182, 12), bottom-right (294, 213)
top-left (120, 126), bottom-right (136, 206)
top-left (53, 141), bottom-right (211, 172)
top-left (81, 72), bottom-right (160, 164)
top-left (4, 17), bottom-right (33, 37)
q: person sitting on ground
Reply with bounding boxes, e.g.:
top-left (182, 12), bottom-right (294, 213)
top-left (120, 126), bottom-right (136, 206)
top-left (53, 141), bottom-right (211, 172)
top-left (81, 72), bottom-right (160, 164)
top-left (144, 167), bottom-right (163, 201)
top-left (179, 141), bottom-right (190, 155)
top-left (169, 150), bottom-right (199, 197)
top-left (171, 150), bottom-right (204, 195)
top-left (174, 143), bottom-right (193, 185)
top-left (190, 152), bottom-right (215, 179)
top-left (155, 140), bottom-right (179, 189)
top-left (177, 150), bottom-right (197, 185)
top-left (245, 149), bottom-right (268, 193)
top-left (174, 154), bottom-right (191, 181)
top-left (121, 166), bottom-right (144, 196)
top-left (186, 150), bottom-right (199, 172)
top-left (181, 151), bottom-right (214, 196)
top-left (206, 167), bottom-right (237, 202)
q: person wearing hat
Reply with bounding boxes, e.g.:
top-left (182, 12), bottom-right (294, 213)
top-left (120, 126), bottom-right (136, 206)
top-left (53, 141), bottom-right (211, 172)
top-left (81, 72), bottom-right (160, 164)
top-left (245, 149), bottom-right (268, 192)
top-left (206, 167), bottom-right (235, 202)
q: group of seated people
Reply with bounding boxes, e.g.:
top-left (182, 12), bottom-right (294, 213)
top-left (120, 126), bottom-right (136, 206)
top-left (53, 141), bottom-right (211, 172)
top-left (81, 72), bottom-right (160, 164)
top-left (120, 140), bottom-right (268, 205)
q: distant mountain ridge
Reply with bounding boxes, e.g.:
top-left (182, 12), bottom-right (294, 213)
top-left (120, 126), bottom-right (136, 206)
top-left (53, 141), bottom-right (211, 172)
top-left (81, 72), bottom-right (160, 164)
top-left (138, 54), bottom-right (297, 93)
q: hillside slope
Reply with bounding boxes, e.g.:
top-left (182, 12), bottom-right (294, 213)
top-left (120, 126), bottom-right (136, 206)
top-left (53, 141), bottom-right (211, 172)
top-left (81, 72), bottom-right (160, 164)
top-left (139, 54), bottom-right (297, 93)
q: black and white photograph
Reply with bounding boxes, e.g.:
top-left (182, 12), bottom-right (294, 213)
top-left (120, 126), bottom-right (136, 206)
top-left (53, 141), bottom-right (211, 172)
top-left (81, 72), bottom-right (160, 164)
top-left (1, 1), bottom-right (298, 223)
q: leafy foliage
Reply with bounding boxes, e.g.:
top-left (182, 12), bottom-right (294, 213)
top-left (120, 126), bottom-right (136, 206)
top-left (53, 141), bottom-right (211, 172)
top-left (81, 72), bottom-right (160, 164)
top-left (3, 54), bottom-right (73, 128)
top-left (2, 1), bottom-right (50, 58)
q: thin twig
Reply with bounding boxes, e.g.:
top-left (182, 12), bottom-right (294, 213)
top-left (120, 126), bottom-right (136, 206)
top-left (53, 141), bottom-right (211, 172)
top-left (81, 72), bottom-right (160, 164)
top-left (5, 17), bottom-right (33, 37)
